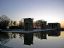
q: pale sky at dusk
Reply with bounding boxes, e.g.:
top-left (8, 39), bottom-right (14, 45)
top-left (0, 0), bottom-right (64, 23)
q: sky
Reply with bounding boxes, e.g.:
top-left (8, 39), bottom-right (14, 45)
top-left (0, 0), bottom-right (64, 23)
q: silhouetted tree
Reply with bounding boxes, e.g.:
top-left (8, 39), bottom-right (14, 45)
top-left (13, 21), bottom-right (16, 26)
top-left (0, 15), bottom-right (10, 29)
top-left (9, 20), bottom-right (13, 26)
top-left (35, 20), bottom-right (47, 29)
top-left (18, 20), bottom-right (24, 29)
top-left (35, 20), bottom-right (43, 28)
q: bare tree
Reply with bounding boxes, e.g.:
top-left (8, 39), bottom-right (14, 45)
top-left (35, 20), bottom-right (46, 29)
top-left (18, 20), bottom-right (24, 29)
top-left (35, 20), bottom-right (43, 28)
top-left (0, 15), bottom-right (10, 29)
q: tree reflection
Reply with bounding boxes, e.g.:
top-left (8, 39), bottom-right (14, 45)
top-left (34, 31), bottom-right (47, 39)
top-left (0, 32), bottom-right (10, 45)
top-left (0, 32), bottom-right (18, 45)
top-left (0, 30), bottom-right (61, 46)
top-left (20, 31), bottom-right (61, 45)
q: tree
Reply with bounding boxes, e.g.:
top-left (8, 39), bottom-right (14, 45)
top-left (35, 20), bottom-right (46, 29)
top-left (13, 21), bottom-right (17, 26)
top-left (35, 20), bottom-right (42, 28)
top-left (18, 20), bottom-right (24, 29)
top-left (0, 15), bottom-right (10, 29)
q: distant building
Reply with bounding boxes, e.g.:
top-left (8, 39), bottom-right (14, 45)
top-left (48, 23), bottom-right (60, 30)
top-left (24, 18), bottom-right (33, 31)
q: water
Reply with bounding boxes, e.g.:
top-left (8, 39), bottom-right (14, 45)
top-left (0, 31), bottom-right (64, 48)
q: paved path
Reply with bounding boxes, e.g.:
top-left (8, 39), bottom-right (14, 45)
top-left (1, 29), bottom-right (55, 33)
top-left (0, 44), bottom-right (12, 48)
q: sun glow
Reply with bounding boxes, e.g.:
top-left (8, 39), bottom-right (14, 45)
top-left (60, 20), bottom-right (64, 28)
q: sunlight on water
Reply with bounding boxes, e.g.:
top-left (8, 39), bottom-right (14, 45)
top-left (59, 31), bottom-right (64, 38)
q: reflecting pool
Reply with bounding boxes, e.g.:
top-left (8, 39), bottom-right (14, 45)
top-left (0, 31), bottom-right (64, 48)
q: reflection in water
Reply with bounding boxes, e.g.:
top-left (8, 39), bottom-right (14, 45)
top-left (0, 30), bottom-right (63, 48)
top-left (24, 33), bottom-right (33, 45)
top-left (48, 30), bottom-right (60, 36)
top-left (0, 30), bottom-right (61, 45)
top-left (59, 31), bottom-right (64, 38)
top-left (34, 32), bottom-right (47, 39)
top-left (0, 32), bottom-right (9, 45)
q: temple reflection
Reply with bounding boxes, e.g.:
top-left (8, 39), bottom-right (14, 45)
top-left (48, 30), bottom-right (60, 36)
top-left (24, 33), bottom-right (33, 45)
top-left (0, 30), bottom-right (61, 45)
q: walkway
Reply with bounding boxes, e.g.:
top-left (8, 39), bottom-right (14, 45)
top-left (1, 29), bottom-right (55, 33)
